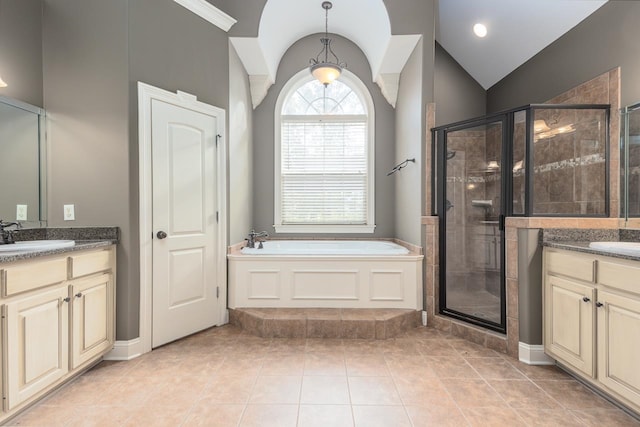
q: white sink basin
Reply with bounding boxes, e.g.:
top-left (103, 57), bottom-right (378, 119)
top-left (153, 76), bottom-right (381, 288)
top-left (0, 240), bottom-right (75, 253)
top-left (589, 241), bottom-right (640, 256)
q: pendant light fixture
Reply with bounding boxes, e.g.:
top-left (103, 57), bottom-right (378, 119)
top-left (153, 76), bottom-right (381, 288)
top-left (309, 1), bottom-right (346, 86)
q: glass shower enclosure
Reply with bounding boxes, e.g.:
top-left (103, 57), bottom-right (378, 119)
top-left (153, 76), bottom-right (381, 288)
top-left (433, 104), bottom-right (609, 333)
top-left (621, 102), bottom-right (640, 218)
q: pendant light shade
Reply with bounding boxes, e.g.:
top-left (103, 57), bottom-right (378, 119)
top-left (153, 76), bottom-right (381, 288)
top-left (309, 1), bottom-right (346, 86)
top-left (310, 61), bottom-right (341, 86)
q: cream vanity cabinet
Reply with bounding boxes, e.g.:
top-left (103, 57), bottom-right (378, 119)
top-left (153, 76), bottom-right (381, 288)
top-left (544, 247), bottom-right (640, 413)
top-left (0, 245), bottom-right (115, 415)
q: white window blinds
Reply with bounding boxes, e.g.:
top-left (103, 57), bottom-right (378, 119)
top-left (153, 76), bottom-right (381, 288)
top-left (281, 116), bottom-right (368, 225)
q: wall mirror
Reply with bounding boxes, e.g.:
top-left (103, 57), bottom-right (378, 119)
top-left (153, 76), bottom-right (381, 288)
top-left (0, 95), bottom-right (46, 227)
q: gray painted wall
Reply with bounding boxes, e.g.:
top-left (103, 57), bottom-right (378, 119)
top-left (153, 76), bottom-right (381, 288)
top-left (434, 42), bottom-right (486, 127)
top-left (8, 0), bottom-right (437, 340)
top-left (384, 0), bottom-right (436, 104)
top-left (487, 1), bottom-right (640, 112)
top-left (228, 43), bottom-right (253, 244)
top-left (42, 0), bottom-right (131, 337)
top-left (0, 0), bottom-right (43, 107)
top-left (127, 0), bottom-right (230, 340)
top-left (40, 0), bottom-right (230, 341)
top-left (394, 41), bottom-right (423, 245)
top-left (252, 34), bottom-right (396, 238)
top-left (518, 229), bottom-right (543, 345)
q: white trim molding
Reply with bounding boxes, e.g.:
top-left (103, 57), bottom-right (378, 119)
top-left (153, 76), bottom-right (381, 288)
top-left (249, 75), bottom-right (274, 109)
top-left (173, 0), bottom-right (237, 32)
top-left (519, 342), bottom-right (556, 365)
top-left (138, 82), bottom-right (228, 355)
top-left (104, 339), bottom-right (144, 361)
top-left (230, 38), bottom-right (275, 109)
top-left (375, 73), bottom-right (400, 109)
top-left (230, 34), bottom-right (421, 110)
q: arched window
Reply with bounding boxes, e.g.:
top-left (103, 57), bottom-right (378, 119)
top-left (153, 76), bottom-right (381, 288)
top-left (274, 70), bottom-right (375, 233)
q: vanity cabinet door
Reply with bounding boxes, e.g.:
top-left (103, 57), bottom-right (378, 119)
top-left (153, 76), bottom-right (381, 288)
top-left (597, 289), bottom-right (640, 407)
top-left (71, 273), bottom-right (114, 369)
top-left (544, 274), bottom-right (595, 377)
top-left (4, 286), bottom-right (69, 410)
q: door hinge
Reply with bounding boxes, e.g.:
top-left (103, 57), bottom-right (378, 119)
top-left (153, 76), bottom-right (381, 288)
top-left (216, 286), bottom-right (219, 298)
top-left (216, 211), bottom-right (219, 223)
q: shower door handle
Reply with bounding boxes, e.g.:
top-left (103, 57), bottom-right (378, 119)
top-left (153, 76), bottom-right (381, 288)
top-left (498, 214), bottom-right (505, 231)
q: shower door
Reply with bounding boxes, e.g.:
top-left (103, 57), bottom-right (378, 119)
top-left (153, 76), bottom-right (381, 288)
top-left (436, 117), bottom-right (507, 333)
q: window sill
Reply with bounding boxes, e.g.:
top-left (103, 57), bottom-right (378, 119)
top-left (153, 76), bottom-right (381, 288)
top-left (274, 224), bottom-right (376, 234)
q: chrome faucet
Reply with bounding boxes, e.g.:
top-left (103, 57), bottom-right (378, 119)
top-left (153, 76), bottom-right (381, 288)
top-left (0, 220), bottom-right (22, 245)
top-left (245, 229), bottom-right (269, 249)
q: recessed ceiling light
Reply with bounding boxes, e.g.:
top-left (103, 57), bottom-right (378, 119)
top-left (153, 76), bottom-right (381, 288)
top-left (473, 23), bottom-right (487, 38)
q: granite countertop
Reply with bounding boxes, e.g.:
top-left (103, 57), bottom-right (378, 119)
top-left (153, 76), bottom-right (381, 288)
top-left (0, 226), bottom-right (119, 263)
top-left (0, 240), bottom-right (116, 263)
top-left (543, 240), bottom-right (640, 262)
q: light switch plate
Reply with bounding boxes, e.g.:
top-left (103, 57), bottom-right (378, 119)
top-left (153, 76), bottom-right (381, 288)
top-left (16, 205), bottom-right (27, 221)
top-left (63, 204), bottom-right (75, 221)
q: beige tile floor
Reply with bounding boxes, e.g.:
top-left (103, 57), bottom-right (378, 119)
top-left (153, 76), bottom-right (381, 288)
top-left (8, 325), bottom-right (640, 427)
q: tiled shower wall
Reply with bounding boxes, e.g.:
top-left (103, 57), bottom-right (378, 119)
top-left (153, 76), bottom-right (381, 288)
top-left (423, 69), bottom-right (626, 359)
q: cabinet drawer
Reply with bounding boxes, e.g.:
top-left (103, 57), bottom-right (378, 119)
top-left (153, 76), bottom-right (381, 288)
top-left (546, 250), bottom-right (595, 283)
top-left (69, 249), bottom-right (113, 278)
top-left (598, 259), bottom-right (640, 295)
top-left (1, 258), bottom-right (68, 297)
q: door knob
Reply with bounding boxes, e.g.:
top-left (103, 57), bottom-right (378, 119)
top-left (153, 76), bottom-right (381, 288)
top-left (157, 231), bottom-right (167, 239)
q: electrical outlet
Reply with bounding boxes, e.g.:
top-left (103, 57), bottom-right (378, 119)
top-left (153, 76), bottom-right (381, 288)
top-left (16, 205), bottom-right (27, 221)
top-left (63, 204), bottom-right (75, 221)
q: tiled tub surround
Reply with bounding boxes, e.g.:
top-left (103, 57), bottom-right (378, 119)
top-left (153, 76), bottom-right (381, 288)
top-left (229, 308), bottom-right (421, 339)
top-left (9, 324), bottom-right (640, 427)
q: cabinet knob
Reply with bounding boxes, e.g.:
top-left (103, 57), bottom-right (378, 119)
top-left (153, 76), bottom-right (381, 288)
top-left (75, 292), bottom-right (83, 298)
top-left (596, 302), bottom-right (604, 308)
top-left (582, 297), bottom-right (590, 303)
top-left (63, 297), bottom-right (71, 303)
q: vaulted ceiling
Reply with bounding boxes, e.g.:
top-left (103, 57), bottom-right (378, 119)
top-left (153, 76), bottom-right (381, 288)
top-left (220, 0), bottom-right (609, 107)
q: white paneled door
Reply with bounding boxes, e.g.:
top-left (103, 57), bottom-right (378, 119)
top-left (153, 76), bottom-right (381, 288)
top-left (151, 99), bottom-right (219, 348)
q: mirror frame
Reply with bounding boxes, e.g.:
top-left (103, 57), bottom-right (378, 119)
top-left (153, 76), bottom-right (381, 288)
top-left (0, 95), bottom-right (47, 227)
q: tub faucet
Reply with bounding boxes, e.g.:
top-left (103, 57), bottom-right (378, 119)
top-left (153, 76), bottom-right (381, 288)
top-left (245, 229), bottom-right (269, 249)
top-left (0, 220), bottom-right (22, 245)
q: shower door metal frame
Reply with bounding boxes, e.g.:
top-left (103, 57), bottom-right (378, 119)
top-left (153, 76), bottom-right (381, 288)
top-left (434, 113), bottom-right (511, 333)
top-left (621, 102), bottom-right (640, 219)
top-left (433, 103), bottom-right (610, 334)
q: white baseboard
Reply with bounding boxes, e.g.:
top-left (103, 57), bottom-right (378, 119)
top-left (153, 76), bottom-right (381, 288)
top-left (519, 342), bottom-right (555, 365)
top-left (104, 338), bottom-right (146, 361)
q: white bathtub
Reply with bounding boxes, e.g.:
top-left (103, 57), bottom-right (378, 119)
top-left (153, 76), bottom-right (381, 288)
top-left (228, 240), bottom-right (423, 309)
